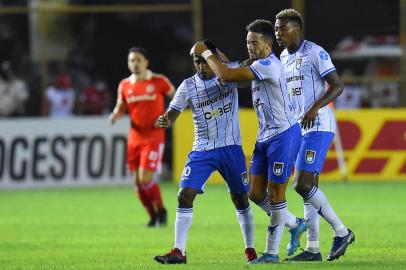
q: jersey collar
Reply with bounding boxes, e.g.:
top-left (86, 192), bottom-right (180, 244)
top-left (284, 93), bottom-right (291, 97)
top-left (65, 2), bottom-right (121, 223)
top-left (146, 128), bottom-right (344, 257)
top-left (288, 40), bottom-right (305, 55)
top-left (130, 70), bottom-right (153, 84)
top-left (196, 72), bottom-right (215, 82)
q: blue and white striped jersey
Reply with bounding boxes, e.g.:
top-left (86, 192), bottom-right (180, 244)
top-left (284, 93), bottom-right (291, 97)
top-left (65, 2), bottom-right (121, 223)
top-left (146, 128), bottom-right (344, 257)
top-left (280, 40), bottom-right (337, 134)
top-left (169, 64), bottom-right (242, 151)
top-left (249, 53), bottom-right (297, 142)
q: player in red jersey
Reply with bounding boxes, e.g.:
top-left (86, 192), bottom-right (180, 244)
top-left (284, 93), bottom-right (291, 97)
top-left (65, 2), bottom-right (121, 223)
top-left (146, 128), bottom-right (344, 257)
top-left (109, 47), bottom-right (175, 227)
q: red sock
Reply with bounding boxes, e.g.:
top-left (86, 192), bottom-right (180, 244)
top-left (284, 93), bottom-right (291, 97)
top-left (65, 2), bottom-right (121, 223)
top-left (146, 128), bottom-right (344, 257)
top-left (146, 181), bottom-right (164, 210)
top-left (136, 184), bottom-right (155, 219)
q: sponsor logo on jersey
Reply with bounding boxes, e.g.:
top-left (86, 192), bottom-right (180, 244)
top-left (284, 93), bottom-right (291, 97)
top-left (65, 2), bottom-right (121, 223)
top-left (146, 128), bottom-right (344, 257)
top-left (252, 85), bottom-right (261, 93)
top-left (305, 150), bottom-right (316, 164)
top-left (295, 58), bottom-right (302, 70)
top-left (204, 102), bottom-right (232, 120)
top-left (319, 50), bottom-right (329, 60)
top-left (241, 172), bottom-right (248, 185)
top-left (259, 59), bottom-right (272, 66)
top-left (127, 94), bottom-right (157, 103)
top-left (195, 89), bottom-right (232, 108)
top-left (273, 162), bottom-right (284, 176)
top-left (286, 75), bottom-right (305, 83)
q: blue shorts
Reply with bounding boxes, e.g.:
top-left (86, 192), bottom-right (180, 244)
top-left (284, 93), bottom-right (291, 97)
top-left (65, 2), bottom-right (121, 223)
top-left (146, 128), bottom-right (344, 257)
top-left (295, 131), bottom-right (335, 175)
top-left (180, 145), bottom-right (248, 194)
top-left (250, 124), bottom-right (302, 183)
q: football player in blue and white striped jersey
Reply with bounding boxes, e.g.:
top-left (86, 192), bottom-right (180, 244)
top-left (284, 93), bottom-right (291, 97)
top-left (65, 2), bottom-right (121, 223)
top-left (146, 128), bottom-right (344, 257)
top-left (153, 40), bottom-right (257, 264)
top-left (275, 9), bottom-right (354, 262)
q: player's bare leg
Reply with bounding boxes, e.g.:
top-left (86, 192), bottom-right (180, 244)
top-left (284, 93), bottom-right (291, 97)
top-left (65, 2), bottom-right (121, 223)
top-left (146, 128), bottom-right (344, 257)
top-left (230, 192), bottom-right (257, 262)
top-left (154, 187), bottom-right (196, 264)
top-left (292, 170), bottom-right (354, 261)
top-left (248, 174), bottom-right (271, 216)
top-left (137, 168), bottom-right (167, 227)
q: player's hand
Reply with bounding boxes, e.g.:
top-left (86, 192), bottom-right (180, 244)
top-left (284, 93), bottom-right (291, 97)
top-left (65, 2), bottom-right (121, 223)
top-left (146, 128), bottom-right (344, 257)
top-left (155, 114), bottom-right (172, 128)
top-left (109, 113), bottom-right (117, 125)
top-left (190, 41), bottom-right (208, 56)
top-left (301, 106), bottom-right (319, 130)
top-left (239, 58), bottom-right (255, 67)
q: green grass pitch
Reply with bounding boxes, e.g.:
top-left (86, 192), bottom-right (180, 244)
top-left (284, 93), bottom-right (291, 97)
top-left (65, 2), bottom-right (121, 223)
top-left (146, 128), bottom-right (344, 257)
top-left (1, 182), bottom-right (406, 270)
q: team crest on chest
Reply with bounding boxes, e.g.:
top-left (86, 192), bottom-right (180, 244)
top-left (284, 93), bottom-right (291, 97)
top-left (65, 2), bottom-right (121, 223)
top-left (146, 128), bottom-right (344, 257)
top-left (305, 150), bottom-right (316, 164)
top-left (273, 162), bottom-right (284, 176)
top-left (241, 172), bottom-right (248, 185)
top-left (146, 84), bottom-right (155, 93)
top-left (295, 58), bottom-right (302, 70)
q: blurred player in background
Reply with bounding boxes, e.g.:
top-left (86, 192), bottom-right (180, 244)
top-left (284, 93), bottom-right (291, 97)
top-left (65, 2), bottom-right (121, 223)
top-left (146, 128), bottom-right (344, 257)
top-left (191, 19), bottom-right (308, 264)
top-left (153, 40), bottom-right (257, 264)
top-left (42, 73), bottom-right (76, 117)
top-left (275, 9), bottom-right (355, 261)
top-left (109, 47), bottom-right (175, 227)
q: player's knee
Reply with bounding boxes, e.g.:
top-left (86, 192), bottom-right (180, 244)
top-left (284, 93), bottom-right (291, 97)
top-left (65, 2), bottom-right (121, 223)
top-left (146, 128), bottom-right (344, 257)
top-left (293, 180), bottom-right (313, 198)
top-left (248, 188), bottom-right (266, 203)
top-left (177, 191), bottom-right (194, 208)
top-left (231, 193), bottom-right (249, 209)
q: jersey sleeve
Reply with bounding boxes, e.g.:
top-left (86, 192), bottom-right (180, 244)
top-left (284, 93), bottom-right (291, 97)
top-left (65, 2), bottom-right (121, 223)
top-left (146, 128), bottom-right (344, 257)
top-left (249, 58), bottom-right (274, 81)
top-left (169, 81), bottom-right (188, 112)
top-left (312, 46), bottom-right (336, 78)
top-left (117, 81), bottom-right (126, 104)
top-left (158, 75), bottom-right (175, 95)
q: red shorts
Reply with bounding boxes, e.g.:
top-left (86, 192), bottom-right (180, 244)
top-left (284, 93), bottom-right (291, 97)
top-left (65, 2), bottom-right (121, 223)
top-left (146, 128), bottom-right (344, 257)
top-left (127, 141), bottom-right (165, 172)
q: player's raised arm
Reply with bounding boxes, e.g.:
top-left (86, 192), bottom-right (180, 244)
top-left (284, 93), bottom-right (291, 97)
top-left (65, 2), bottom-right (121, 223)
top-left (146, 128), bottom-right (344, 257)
top-left (191, 41), bottom-right (255, 82)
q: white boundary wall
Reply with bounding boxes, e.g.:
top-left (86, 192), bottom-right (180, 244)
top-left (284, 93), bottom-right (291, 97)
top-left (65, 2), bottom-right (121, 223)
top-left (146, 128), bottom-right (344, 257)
top-left (0, 116), bottom-right (132, 189)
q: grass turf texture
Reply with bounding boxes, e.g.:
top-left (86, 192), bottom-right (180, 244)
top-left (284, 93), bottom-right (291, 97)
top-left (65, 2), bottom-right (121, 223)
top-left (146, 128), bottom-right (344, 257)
top-left (1, 182), bottom-right (406, 270)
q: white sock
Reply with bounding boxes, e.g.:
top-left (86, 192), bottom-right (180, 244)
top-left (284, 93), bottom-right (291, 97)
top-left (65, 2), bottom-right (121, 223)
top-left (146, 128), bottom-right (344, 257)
top-left (174, 207), bottom-right (193, 255)
top-left (265, 201), bottom-right (286, 255)
top-left (236, 205), bottom-right (254, 248)
top-left (255, 196), bottom-right (272, 217)
top-left (304, 201), bottom-right (320, 253)
top-left (306, 187), bottom-right (348, 237)
top-left (284, 208), bottom-right (298, 229)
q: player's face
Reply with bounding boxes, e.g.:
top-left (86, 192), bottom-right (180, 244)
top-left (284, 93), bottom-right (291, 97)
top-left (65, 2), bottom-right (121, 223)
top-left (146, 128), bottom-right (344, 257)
top-left (128, 52), bottom-right (149, 75)
top-left (246, 31), bottom-right (272, 60)
top-left (193, 55), bottom-right (214, 79)
top-left (275, 19), bottom-right (300, 48)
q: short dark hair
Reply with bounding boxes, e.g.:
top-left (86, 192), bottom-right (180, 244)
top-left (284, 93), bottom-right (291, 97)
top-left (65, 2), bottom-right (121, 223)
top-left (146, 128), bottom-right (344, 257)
top-left (246, 19), bottom-right (275, 40)
top-left (275, 9), bottom-right (303, 30)
top-left (203, 39), bottom-right (217, 55)
top-left (128, 46), bottom-right (149, 59)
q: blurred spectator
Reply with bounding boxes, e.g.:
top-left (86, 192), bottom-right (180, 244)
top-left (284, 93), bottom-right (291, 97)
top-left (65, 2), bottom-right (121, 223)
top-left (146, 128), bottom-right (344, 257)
top-left (366, 58), bottom-right (399, 107)
top-left (0, 61), bottom-right (29, 117)
top-left (42, 73), bottom-right (76, 117)
top-left (335, 71), bottom-right (366, 109)
top-left (335, 85), bottom-right (365, 109)
top-left (77, 80), bottom-right (112, 115)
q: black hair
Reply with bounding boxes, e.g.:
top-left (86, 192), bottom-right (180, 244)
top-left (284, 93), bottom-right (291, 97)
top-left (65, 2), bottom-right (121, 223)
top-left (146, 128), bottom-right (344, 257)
top-left (275, 9), bottom-right (303, 30)
top-left (203, 39), bottom-right (217, 55)
top-left (246, 19), bottom-right (275, 40)
top-left (128, 46), bottom-right (149, 60)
